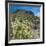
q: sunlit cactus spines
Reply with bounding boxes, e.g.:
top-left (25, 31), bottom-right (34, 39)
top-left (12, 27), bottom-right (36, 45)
top-left (9, 10), bottom-right (40, 39)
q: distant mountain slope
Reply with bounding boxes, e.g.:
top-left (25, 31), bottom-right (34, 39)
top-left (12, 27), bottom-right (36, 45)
top-left (16, 10), bottom-right (34, 16)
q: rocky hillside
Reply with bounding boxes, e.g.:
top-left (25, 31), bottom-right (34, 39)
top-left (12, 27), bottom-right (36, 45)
top-left (9, 10), bottom-right (40, 40)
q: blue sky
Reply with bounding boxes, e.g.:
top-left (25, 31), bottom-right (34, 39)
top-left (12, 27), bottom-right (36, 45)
top-left (9, 5), bottom-right (40, 16)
